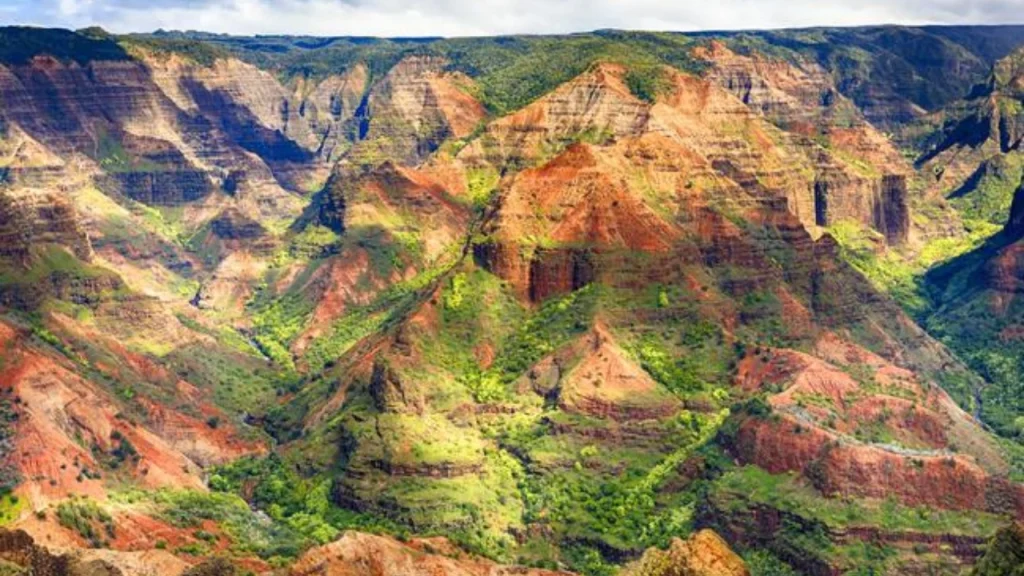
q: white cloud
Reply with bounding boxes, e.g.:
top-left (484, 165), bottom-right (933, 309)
top-left (8, 0), bottom-right (1024, 36)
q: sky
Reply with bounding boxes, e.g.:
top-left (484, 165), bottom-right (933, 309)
top-left (3, 0), bottom-right (1024, 37)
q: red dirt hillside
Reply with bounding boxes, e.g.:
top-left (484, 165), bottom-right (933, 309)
top-left (731, 333), bottom-right (1021, 516)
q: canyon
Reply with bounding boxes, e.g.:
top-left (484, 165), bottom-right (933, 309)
top-left (1, 24), bottom-right (1024, 576)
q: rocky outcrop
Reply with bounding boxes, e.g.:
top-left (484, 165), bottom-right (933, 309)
top-left (555, 327), bottom-right (683, 422)
top-left (459, 63), bottom-right (648, 168)
top-left (290, 531), bottom-right (573, 576)
top-left (0, 187), bottom-right (122, 310)
top-left (310, 160), bottom-right (470, 263)
top-left (620, 530), bottom-right (749, 576)
top-left (733, 411), bottom-right (1024, 517)
top-left (0, 189), bottom-right (93, 264)
top-left (309, 169), bottom-right (348, 233)
top-left (697, 40), bottom-right (846, 134)
top-left (369, 360), bottom-right (425, 414)
top-left (701, 502), bottom-right (838, 576)
top-left (351, 55), bottom-right (487, 166)
top-left (698, 41), bottom-right (915, 241)
top-left (474, 142), bottom-right (678, 301)
top-left (811, 171), bottom-right (909, 244)
top-left (0, 529), bottom-right (123, 576)
top-left (0, 50), bottom-right (324, 214)
top-left (874, 174), bottom-right (910, 244)
top-left (529, 248), bottom-right (596, 302)
top-left (209, 208), bottom-right (266, 240)
top-left (96, 170), bottom-right (213, 206)
top-left (0, 318), bottom-right (263, 508)
top-left (728, 331), bottom-right (1019, 520)
top-left (703, 500), bottom-right (988, 576)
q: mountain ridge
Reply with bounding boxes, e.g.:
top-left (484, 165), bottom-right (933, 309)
top-left (0, 23), bottom-right (1023, 576)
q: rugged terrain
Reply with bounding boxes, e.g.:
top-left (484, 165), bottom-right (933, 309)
top-left (1, 24), bottom-right (1024, 575)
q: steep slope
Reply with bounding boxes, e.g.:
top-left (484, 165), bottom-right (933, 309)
top-left (915, 46), bottom-right (1024, 228)
top-left (463, 62), bottom-right (909, 247)
top-left (924, 181), bottom-right (1024, 440)
top-left (345, 55), bottom-right (487, 167)
top-left (696, 26), bottom-right (1020, 129)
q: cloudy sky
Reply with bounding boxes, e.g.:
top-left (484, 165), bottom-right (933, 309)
top-left (4, 0), bottom-right (1023, 36)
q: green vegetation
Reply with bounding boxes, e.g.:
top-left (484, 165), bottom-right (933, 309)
top-left (708, 465), bottom-right (1010, 575)
top-left (745, 551), bottom-right (800, 576)
top-left (146, 30), bottom-right (704, 116)
top-left (465, 166), bottom-right (501, 209)
top-left (0, 392), bottom-right (20, 504)
top-left (714, 466), bottom-right (1006, 536)
top-left (56, 498), bottom-right (116, 548)
top-left (209, 456), bottom-right (340, 545)
top-left (0, 244), bottom-right (115, 289)
top-left (0, 493), bottom-right (23, 527)
top-left (971, 524), bottom-right (1024, 576)
top-left (121, 35), bottom-right (229, 66)
top-left (828, 219), bottom-right (999, 317)
top-left (489, 285), bottom-right (597, 383)
top-left (303, 264), bottom-right (446, 373)
top-left (446, 32), bottom-right (699, 115)
top-left (926, 292), bottom-right (1024, 439)
top-left (517, 410), bottom-right (727, 562)
top-left (94, 430), bottom-right (140, 469)
top-left (114, 488), bottom-right (309, 560)
top-left (949, 153), bottom-right (1024, 226)
top-left (9, 22), bottom-right (1024, 576)
top-left (164, 343), bottom-right (287, 419)
top-left (624, 66), bottom-right (671, 103)
top-left (0, 26), bottom-right (130, 65)
top-left (94, 129), bottom-right (168, 173)
top-left (920, 226), bottom-right (1024, 439)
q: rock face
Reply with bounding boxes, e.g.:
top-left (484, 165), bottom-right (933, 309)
top-left (0, 318), bottom-right (263, 511)
top-left (697, 40), bottom-right (839, 133)
top-left (474, 142), bottom-right (677, 300)
top-left (209, 208), bottom-right (267, 241)
top-left (0, 50), bottom-right (327, 219)
top-left (370, 360), bottom-right (425, 414)
top-left (715, 26), bottom-right (1008, 129)
top-left (697, 40), bottom-right (914, 243)
top-left (873, 174), bottom-right (911, 244)
top-left (705, 498), bottom-right (991, 576)
top-left (620, 530), bottom-right (749, 576)
top-left (289, 532), bottom-right (573, 576)
top-left (96, 170), bottom-right (213, 207)
top-left (916, 45), bottom-right (1024, 226)
top-left (0, 529), bottom-right (123, 576)
top-left (350, 55), bottom-right (487, 166)
top-left (467, 62), bottom-right (909, 298)
top-left (459, 63), bottom-right (649, 168)
top-left (0, 188), bottom-right (93, 264)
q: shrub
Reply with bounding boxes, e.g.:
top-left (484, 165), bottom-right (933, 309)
top-left (56, 498), bottom-right (115, 548)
